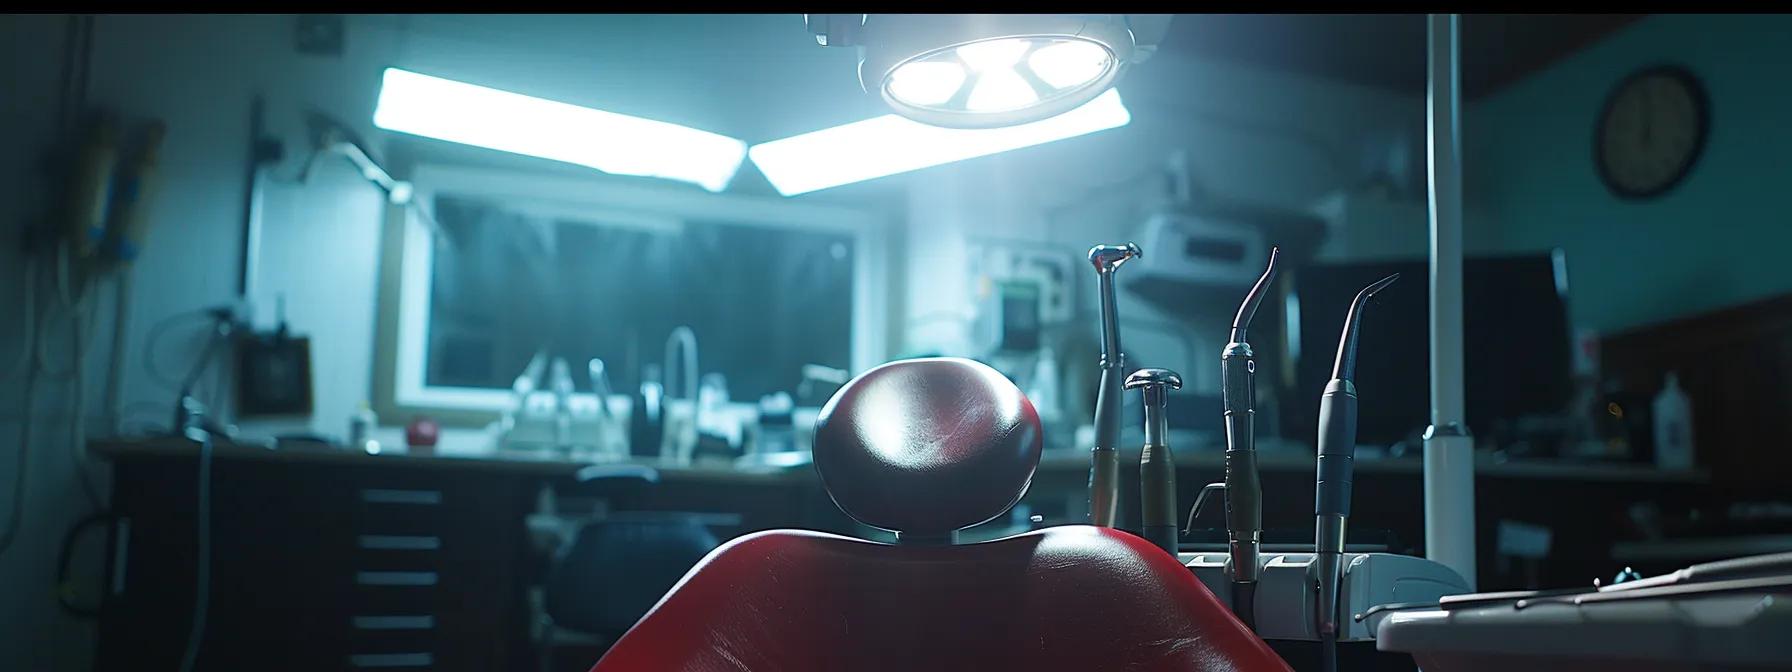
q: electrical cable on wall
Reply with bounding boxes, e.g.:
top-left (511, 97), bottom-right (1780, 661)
top-left (0, 260), bottom-right (42, 557)
top-left (143, 310), bottom-right (228, 395)
top-left (1, 12), bottom-right (110, 560)
top-left (102, 270), bottom-right (133, 435)
top-left (32, 245), bottom-right (82, 380)
top-left (68, 272), bottom-right (108, 510)
top-left (30, 244), bottom-right (111, 510)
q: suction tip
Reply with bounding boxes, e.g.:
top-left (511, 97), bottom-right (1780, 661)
top-left (1362, 273), bottom-right (1400, 298)
top-left (1229, 246), bottom-right (1283, 339)
top-left (1331, 273), bottom-right (1401, 382)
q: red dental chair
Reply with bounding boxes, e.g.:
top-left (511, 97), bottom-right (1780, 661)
top-left (590, 358), bottom-right (1289, 671)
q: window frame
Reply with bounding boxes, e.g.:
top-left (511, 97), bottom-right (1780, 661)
top-left (371, 163), bottom-right (891, 426)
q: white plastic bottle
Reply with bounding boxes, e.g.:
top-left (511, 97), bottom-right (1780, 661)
top-left (349, 402), bottom-right (379, 453)
top-left (1652, 372), bottom-right (1694, 471)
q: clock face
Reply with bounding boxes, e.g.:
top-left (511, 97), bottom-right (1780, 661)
top-left (1596, 66), bottom-right (1709, 198)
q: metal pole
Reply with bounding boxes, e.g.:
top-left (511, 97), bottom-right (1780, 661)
top-left (239, 95), bottom-right (267, 305)
top-left (1424, 13), bottom-right (1476, 589)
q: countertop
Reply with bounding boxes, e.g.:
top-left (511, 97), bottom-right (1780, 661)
top-left (1034, 446), bottom-right (1711, 484)
top-left (94, 436), bottom-right (1709, 485)
top-left (90, 436), bottom-right (812, 484)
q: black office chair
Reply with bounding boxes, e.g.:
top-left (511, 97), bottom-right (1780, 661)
top-left (537, 464), bottom-right (723, 671)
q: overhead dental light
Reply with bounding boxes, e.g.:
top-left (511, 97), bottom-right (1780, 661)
top-left (806, 14), bottom-right (1171, 129)
top-left (373, 68), bottom-right (748, 193)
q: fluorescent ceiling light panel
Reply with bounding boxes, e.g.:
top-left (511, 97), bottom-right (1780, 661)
top-left (748, 88), bottom-right (1131, 197)
top-left (373, 68), bottom-right (747, 193)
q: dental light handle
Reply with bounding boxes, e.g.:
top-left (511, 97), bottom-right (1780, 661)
top-left (1127, 368), bottom-right (1182, 556)
top-left (1086, 242), bottom-right (1139, 528)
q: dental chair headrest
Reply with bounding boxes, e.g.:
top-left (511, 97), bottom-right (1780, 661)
top-left (813, 357), bottom-right (1042, 540)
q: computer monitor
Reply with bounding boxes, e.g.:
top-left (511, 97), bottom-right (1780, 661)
top-left (1284, 252), bottom-right (1573, 450)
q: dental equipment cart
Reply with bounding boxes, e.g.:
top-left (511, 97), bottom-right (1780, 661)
top-left (1375, 551), bottom-right (1792, 671)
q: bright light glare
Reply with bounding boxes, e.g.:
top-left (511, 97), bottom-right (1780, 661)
top-left (887, 61), bottom-right (967, 106)
top-left (966, 69), bottom-right (1039, 111)
top-left (1028, 40), bottom-right (1111, 90)
top-left (749, 89), bottom-right (1131, 197)
top-left (373, 68), bottom-right (747, 193)
top-left (955, 38), bottom-right (1031, 72)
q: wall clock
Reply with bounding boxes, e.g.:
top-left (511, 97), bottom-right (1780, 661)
top-left (1595, 65), bottom-right (1709, 199)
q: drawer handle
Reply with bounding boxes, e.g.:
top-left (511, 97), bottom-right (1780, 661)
top-left (349, 652), bottom-right (433, 668)
top-left (360, 489), bottom-right (443, 505)
top-left (358, 535), bottom-right (442, 551)
top-left (355, 571), bottom-right (438, 586)
top-left (352, 615), bottom-right (436, 631)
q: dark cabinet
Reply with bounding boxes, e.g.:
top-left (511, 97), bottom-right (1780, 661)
top-left (96, 454), bottom-right (536, 671)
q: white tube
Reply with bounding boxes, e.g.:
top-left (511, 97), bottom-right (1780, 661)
top-left (1424, 13), bottom-right (1476, 589)
top-left (104, 270), bottom-right (132, 434)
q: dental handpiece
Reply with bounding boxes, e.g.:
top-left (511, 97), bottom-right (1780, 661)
top-left (1219, 247), bottom-right (1279, 629)
top-left (1087, 243), bottom-right (1140, 528)
top-left (1314, 272), bottom-right (1398, 672)
top-left (1126, 368), bottom-right (1183, 556)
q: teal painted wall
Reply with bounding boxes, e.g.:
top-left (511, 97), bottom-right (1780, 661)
top-left (1466, 13), bottom-right (1792, 334)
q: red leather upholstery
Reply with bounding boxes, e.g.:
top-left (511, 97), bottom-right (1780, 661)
top-left (589, 358), bottom-right (1289, 671)
top-left (591, 526), bottom-right (1288, 671)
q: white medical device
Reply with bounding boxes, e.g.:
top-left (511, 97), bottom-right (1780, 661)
top-left (1184, 552), bottom-right (1471, 642)
top-left (1124, 211), bottom-right (1270, 293)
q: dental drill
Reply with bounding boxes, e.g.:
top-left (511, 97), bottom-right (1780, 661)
top-left (1207, 247), bottom-right (1280, 630)
top-left (1314, 273), bottom-right (1399, 672)
top-left (1126, 368), bottom-right (1182, 556)
top-left (1087, 243), bottom-right (1141, 528)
